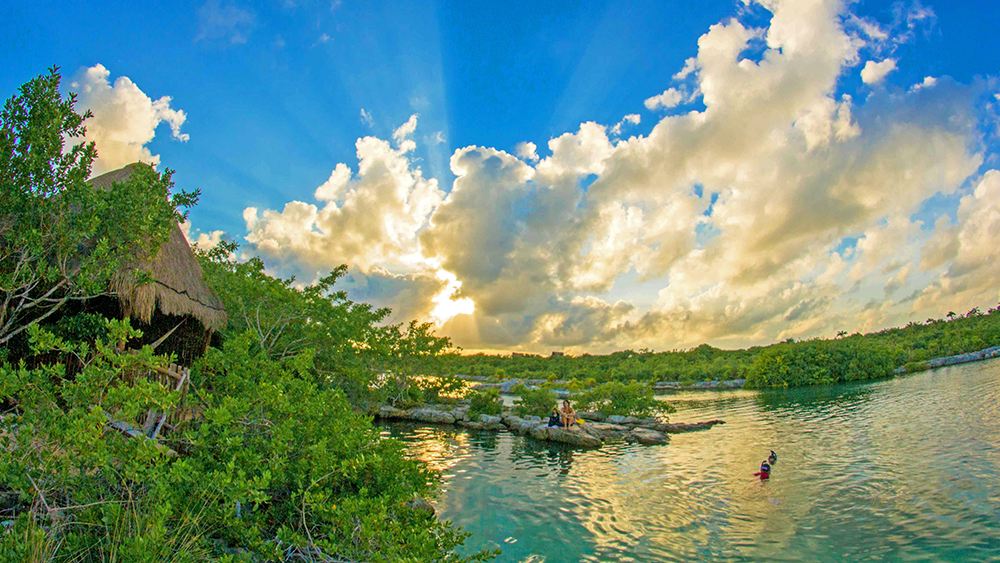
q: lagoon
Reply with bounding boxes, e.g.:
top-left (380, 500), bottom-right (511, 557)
top-left (380, 359), bottom-right (1000, 562)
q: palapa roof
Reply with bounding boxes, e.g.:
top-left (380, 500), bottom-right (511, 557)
top-left (90, 163), bottom-right (228, 332)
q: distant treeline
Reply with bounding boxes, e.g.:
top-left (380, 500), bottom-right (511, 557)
top-left (418, 306), bottom-right (1000, 388)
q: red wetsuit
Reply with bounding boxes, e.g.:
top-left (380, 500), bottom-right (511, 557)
top-left (754, 461), bottom-right (772, 479)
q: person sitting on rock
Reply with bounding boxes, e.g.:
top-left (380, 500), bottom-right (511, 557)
top-left (559, 400), bottom-right (576, 428)
top-left (547, 408), bottom-right (563, 428)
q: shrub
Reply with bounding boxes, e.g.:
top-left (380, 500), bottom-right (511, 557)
top-left (510, 384), bottom-right (558, 418)
top-left (572, 381), bottom-right (674, 418)
top-left (0, 324), bottom-right (495, 562)
top-left (466, 388), bottom-right (503, 419)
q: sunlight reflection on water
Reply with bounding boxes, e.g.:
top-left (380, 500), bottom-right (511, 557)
top-left (379, 359), bottom-right (1000, 562)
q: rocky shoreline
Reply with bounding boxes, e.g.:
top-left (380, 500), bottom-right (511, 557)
top-left (895, 345), bottom-right (1000, 374)
top-left (377, 404), bottom-right (725, 448)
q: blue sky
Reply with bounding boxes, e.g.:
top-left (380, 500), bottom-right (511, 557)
top-left (3, 0), bottom-right (999, 353)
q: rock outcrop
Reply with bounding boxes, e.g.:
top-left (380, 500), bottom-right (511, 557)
top-left (377, 405), bottom-right (719, 449)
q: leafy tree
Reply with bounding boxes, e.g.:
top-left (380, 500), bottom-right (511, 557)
top-left (572, 381), bottom-right (674, 418)
top-left (509, 384), bottom-right (557, 418)
top-left (0, 67), bottom-right (197, 346)
top-left (466, 388), bottom-right (502, 419)
top-left (0, 320), bottom-right (495, 562)
top-left (195, 241), bottom-right (451, 410)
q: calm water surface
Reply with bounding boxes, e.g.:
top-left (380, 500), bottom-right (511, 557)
top-left (380, 360), bottom-right (1000, 562)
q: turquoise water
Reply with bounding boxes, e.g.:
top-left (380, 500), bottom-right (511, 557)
top-left (380, 359), bottom-right (1000, 562)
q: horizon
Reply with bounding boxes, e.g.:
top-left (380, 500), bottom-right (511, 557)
top-left (4, 0), bottom-right (1000, 355)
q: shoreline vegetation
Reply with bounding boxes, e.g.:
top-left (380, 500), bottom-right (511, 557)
top-left (415, 306), bottom-right (1000, 389)
top-left (450, 342), bottom-right (1000, 394)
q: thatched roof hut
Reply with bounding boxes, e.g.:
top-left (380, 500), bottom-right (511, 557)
top-left (88, 163), bottom-right (227, 362)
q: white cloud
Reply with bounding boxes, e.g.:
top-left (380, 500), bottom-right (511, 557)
top-left (244, 133), bottom-right (444, 273)
top-left (910, 76), bottom-right (938, 92)
top-left (195, 0), bottom-right (255, 45)
top-left (515, 141), bottom-right (539, 163)
top-left (71, 64), bottom-right (190, 175)
top-left (236, 0), bottom-right (993, 353)
top-left (318, 33), bottom-right (331, 43)
top-left (861, 59), bottom-right (897, 84)
top-left (609, 114), bottom-right (641, 136)
top-left (359, 108), bottom-right (374, 127)
top-left (392, 113), bottom-right (418, 149)
top-left (644, 87), bottom-right (687, 110)
top-left (181, 221), bottom-right (226, 251)
top-left (674, 57), bottom-right (698, 80)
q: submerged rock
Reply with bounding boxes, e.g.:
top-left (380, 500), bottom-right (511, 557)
top-left (626, 428), bottom-right (670, 446)
top-left (646, 420), bottom-right (726, 433)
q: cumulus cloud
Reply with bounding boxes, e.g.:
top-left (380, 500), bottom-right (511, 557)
top-left (235, 0), bottom-right (995, 353)
top-left (181, 221), bottom-right (226, 251)
top-left (393, 114), bottom-right (418, 146)
top-left (515, 141), bottom-right (539, 162)
top-left (244, 125), bottom-right (443, 274)
top-left (609, 114), bottom-right (641, 136)
top-left (71, 64), bottom-right (190, 174)
top-left (644, 88), bottom-right (687, 110)
top-left (861, 58), bottom-right (897, 84)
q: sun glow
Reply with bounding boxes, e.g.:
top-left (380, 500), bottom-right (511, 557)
top-left (428, 269), bottom-right (474, 326)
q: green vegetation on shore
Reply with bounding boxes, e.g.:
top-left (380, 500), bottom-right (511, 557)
top-left (419, 307), bottom-right (1000, 388)
top-left (0, 69), bottom-right (493, 562)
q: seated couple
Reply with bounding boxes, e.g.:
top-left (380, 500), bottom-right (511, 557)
top-left (547, 400), bottom-right (577, 428)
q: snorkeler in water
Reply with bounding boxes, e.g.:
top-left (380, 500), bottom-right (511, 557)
top-left (768, 450), bottom-right (777, 465)
top-left (753, 459), bottom-right (771, 480)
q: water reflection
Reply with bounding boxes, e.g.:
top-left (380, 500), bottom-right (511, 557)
top-left (385, 359), bottom-right (1000, 562)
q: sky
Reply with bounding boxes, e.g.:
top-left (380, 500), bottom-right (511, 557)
top-left (3, 0), bottom-right (1000, 354)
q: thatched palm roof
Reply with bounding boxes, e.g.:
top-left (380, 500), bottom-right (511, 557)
top-left (90, 163), bottom-right (227, 332)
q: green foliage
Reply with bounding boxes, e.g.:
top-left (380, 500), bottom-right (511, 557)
top-left (466, 388), bottom-right (502, 419)
top-left (196, 241), bottom-right (452, 411)
top-left (510, 384), bottom-right (558, 418)
top-left (416, 306), bottom-right (1000, 390)
top-left (0, 322), bottom-right (493, 562)
top-left (743, 339), bottom-right (896, 388)
top-left (0, 68), bottom-right (197, 347)
top-left (572, 381), bottom-right (674, 418)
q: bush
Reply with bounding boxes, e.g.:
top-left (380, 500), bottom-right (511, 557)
top-left (0, 324), bottom-right (495, 562)
top-left (572, 381), bottom-right (674, 418)
top-left (744, 339), bottom-right (896, 388)
top-left (466, 388), bottom-right (503, 419)
top-left (510, 385), bottom-right (558, 418)
top-left (418, 374), bottom-right (465, 404)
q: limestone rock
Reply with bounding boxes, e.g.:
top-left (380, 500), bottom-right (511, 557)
top-left (606, 415), bottom-right (640, 425)
top-left (529, 424), bottom-right (551, 441)
top-left (647, 420), bottom-right (726, 434)
top-left (547, 427), bottom-right (602, 448)
top-left (577, 411), bottom-right (606, 422)
top-left (578, 422), bottom-right (629, 441)
top-left (627, 428), bottom-right (669, 446)
top-left (409, 409), bottom-right (456, 424)
top-left (379, 405), bottom-right (409, 419)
